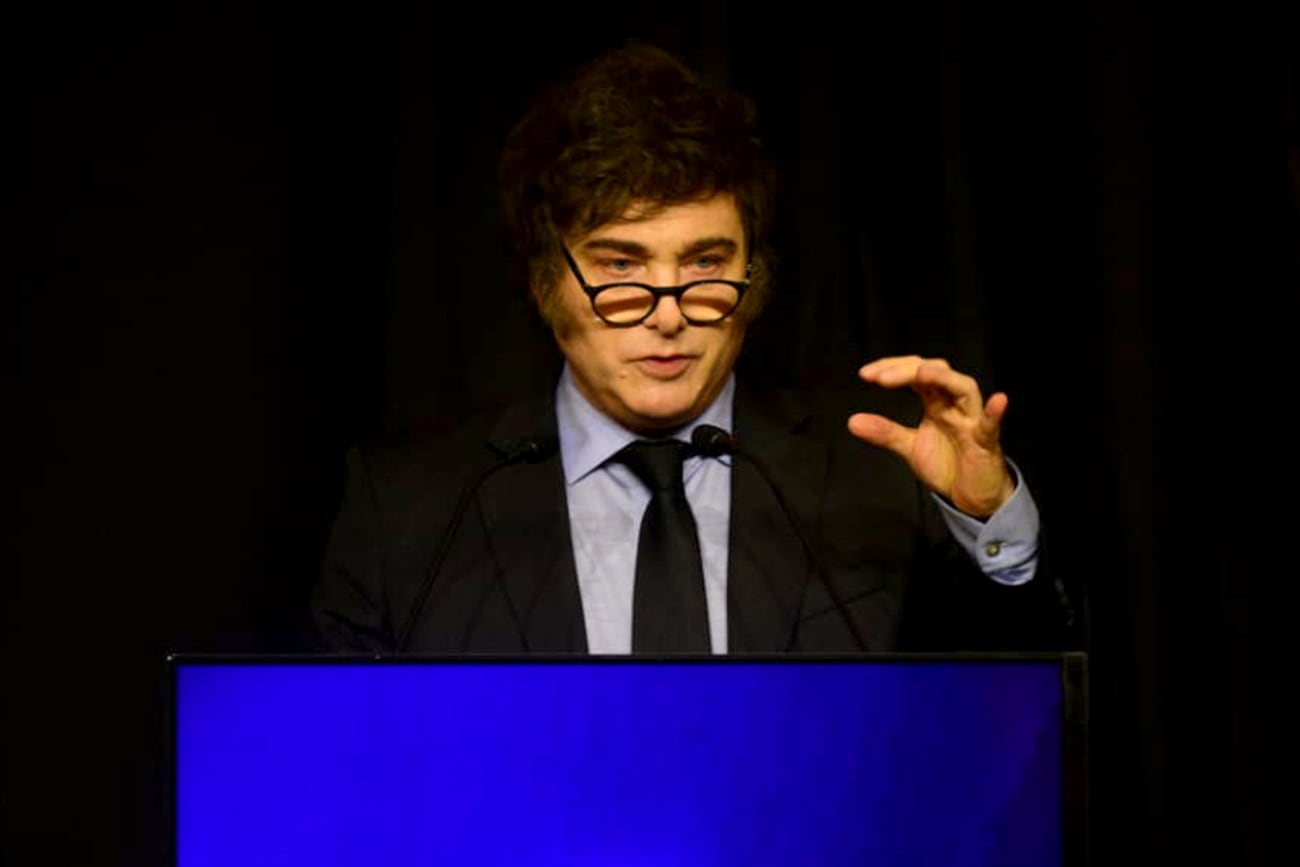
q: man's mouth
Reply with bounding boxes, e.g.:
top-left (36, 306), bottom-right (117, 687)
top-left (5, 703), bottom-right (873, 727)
top-left (635, 355), bottom-right (695, 378)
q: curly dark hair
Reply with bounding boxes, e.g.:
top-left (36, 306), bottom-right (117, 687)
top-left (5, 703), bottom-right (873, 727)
top-left (498, 43), bottom-right (777, 327)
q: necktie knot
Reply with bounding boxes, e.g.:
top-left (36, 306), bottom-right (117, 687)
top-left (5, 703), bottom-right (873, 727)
top-left (616, 440), bottom-right (692, 493)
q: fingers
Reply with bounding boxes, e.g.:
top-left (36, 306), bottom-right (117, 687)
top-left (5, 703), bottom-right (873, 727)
top-left (979, 392), bottom-right (1009, 446)
top-left (860, 356), bottom-right (982, 407)
top-left (858, 356), bottom-right (1009, 449)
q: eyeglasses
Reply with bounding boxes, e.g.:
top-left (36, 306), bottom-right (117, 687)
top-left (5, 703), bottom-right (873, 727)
top-left (561, 246), bottom-right (750, 327)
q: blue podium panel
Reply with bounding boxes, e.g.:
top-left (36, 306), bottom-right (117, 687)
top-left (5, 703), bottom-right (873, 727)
top-left (172, 658), bottom-right (1075, 867)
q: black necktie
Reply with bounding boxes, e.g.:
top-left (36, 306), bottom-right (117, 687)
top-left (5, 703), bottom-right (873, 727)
top-left (616, 440), bottom-right (711, 653)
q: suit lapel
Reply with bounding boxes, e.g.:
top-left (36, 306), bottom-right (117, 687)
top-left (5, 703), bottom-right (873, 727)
top-left (726, 381), bottom-right (828, 652)
top-left (477, 397), bottom-right (589, 653)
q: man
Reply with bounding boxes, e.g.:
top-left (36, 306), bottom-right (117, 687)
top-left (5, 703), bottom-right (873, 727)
top-left (311, 44), bottom-right (1071, 654)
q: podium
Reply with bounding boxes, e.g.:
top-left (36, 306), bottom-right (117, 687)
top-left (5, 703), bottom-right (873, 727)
top-left (169, 654), bottom-right (1087, 866)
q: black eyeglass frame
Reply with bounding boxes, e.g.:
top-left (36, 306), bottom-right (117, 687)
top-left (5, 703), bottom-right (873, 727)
top-left (560, 246), bottom-right (751, 327)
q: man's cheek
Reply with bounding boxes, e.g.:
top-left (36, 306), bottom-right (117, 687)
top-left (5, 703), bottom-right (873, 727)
top-left (547, 307), bottom-right (576, 338)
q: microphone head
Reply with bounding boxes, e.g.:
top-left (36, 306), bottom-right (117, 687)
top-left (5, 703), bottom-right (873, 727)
top-left (505, 435), bottom-right (559, 464)
top-left (691, 424), bottom-right (735, 457)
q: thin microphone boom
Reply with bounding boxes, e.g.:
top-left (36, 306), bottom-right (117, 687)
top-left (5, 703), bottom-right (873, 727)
top-left (396, 436), bottom-right (558, 651)
top-left (691, 424), bottom-right (869, 653)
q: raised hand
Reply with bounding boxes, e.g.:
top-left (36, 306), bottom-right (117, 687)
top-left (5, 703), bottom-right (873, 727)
top-left (848, 356), bottom-right (1014, 518)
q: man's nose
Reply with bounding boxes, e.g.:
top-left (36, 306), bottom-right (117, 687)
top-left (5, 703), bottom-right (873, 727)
top-left (644, 293), bottom-right (686, 333)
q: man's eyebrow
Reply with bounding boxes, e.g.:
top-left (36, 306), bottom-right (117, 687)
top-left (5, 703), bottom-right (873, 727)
top-left (579, 239), bottom-right (652, 257)
top-left (579, 237), bottom-right (739, 258)
top-left (678, 237), bottom-right (738, 259)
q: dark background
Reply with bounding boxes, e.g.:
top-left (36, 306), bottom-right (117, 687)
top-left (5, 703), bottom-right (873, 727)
top-left (5, 1), bottom-right (1295, 863)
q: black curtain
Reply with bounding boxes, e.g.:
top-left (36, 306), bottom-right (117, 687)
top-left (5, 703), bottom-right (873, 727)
top-left (6, 1), bottom-right (1294, 863)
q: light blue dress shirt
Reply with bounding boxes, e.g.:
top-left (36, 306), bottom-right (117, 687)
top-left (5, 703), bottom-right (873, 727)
top-left (555, 365), bottom-right (1040, 654)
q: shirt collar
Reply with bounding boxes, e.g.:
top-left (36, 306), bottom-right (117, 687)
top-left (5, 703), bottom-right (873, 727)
top-left (555, 364), bottom-right (736, 485)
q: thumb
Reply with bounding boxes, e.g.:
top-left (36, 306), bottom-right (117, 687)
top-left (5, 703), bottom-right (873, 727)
top-left (847, 413), bottom-right (915, 459)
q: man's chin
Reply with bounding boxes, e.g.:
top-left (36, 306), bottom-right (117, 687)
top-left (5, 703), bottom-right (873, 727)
top-left (620, 394), bottom-right (703, 435)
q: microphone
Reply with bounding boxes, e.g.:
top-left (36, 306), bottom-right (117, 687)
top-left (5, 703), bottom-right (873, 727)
top-left (502, 436), bottom-right (559, 466)
top-left (690, 423), bottom-right (735, 458)
top-left (396, 435), bottom-right (558, 651)
top-left (691, 424), bottom-right (869, 653)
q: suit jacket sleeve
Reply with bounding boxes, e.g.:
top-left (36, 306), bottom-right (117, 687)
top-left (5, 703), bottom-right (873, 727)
top-left (767, 382), bottom-right (1076, 653)
top-left (894, 476), bottom-right (1072, 651)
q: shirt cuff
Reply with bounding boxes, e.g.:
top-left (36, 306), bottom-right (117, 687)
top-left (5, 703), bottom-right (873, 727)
top-left (933, 458), bottom-right (1040, 586)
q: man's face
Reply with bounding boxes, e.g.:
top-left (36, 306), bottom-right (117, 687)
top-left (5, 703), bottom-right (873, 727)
top-left (550, 193), bottom-right (749, 435)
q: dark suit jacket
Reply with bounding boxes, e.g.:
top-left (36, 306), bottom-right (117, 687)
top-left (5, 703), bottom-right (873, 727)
top-left (312, 380), bottom-right (1072, 653)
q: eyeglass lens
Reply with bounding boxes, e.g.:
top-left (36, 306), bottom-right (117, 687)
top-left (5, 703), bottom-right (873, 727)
top-left (594, 283), bottom-right (740, 324)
